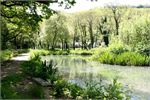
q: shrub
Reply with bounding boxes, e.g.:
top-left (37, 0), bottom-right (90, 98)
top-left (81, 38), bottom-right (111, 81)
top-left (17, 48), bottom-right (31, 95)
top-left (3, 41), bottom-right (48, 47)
top-left (81, 79), bottom-right (131, 100)
top-left (67, 83), bottom-right (83, 98)
top-left (115, 52), bottom-right (150, 66)
top-left (0, 50), bottom-right (13, 61)
top-left (52, 79), bottom-right (83, 99)
top-left (21, 55), bottom-right (43, 77)
top-left (98, 52), bottom-right (116, 65)
top-left (110, 46), bottom-right (129, 55)
top-left (21, 55), bottom-right (59, 83)
top-left (97, 51), bottom-right (150, 66)
top-left (135, 44), bottom-right (150, 56)
top-left (52, 79), bottom-right (69, 98)
top-left (29, 49), bottom-right (50, 59)
top-left (104, 79), bottom-right (131, 100)
top-left (70, 49), bottom-right (93, 55)
top-left (38, 60), bottom-right (59, 84)
top-left (51, 79), bottom-right (131, 99)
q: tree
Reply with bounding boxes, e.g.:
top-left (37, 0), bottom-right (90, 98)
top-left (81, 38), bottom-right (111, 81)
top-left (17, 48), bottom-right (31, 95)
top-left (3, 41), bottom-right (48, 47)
top-left (86, 11), bottom-right (95, 48)
top-left (1, 0), bottom-right (76, 49)
top-left (97, 16), bottom-right (110, 46)
top-left (108, 5), bottom-right (126, 35)
top-left (45, 13), bottom-right (69, 50)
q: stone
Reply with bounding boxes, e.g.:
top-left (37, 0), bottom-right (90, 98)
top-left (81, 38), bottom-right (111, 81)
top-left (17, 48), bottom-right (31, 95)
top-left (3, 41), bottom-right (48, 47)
top-left (32, 78), bottom-right (51, 87)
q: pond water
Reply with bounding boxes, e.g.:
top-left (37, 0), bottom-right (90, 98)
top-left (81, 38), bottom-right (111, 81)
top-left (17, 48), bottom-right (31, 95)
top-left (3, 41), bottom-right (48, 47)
top-left (41, 55), bottom-right (150, 100)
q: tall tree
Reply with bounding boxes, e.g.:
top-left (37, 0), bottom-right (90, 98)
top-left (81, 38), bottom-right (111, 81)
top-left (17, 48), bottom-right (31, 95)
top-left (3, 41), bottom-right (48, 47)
top-left (108, 5), bottom-right (126, 35)
top-left (98, 16), bottom-right (110, 46)
top-left (1, 0), bottom-right (76, 49)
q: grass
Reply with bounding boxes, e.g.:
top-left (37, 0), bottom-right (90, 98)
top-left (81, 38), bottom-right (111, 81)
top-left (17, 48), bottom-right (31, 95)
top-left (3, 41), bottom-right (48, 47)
top-left (1, 73), bottom-right (45, 99)
top-left (97, 51), bottom-right (150, 66)
top-left (29, 48), bottom-right (93, 59)
top-left (70, 48), bottom-right (93, 55)
top-left (1, 73), bottom-right (25, 99)
top-left (91, 45), bottom-right (150, 66)
top-left (0, 49), bottom-right (29, 62)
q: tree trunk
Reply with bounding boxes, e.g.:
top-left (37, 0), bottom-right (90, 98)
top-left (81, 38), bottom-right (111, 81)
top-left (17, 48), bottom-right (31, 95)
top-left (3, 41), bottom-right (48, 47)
top-left (73, 34), bottom-right (76, 50)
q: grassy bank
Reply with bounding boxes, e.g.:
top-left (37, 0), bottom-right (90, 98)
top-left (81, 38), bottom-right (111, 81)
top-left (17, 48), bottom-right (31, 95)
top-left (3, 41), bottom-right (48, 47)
top-left (29, 49), bottom-right (93, 59)
top-left (29, 46), bottom-right (150, 66)
top-left (92, 46), bottom-right (150, 66)
top-left (0, 49), bottom-right (29, 62)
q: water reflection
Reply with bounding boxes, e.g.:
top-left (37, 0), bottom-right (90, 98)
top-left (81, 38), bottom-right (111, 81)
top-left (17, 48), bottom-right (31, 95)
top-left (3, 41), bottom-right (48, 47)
top-left (41, 55), bottom-right (150, 100)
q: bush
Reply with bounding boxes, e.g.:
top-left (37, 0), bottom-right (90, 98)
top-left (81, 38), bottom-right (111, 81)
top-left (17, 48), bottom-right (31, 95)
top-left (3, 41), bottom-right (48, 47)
top-left (38, 60), bottom-right (59, 84)
top-left (21, 55), bottom-right (59, 83)
top-left (21, 55), bottom-right (43, 77)
top-left (97, 51), bottom-right (150, 66)
top-left (70, 49), bottom-right (93, 55)
top-left (0, 50), bottom-right (13, 61)
top-left (115, 52), bottom-right (150, 66)
top-left (1, 49), bottom-right (29, 62)
top-left (29, 49), bottom-right (50, 59)
top-left (81, 79), bottom-right (131, 100)
top-left (104, 79), bottom-right (131, 100)
top-left (98, 52), bottom-right (116, 65)
top-left (52, 79), bottom-right (70, 98)
top-left (120, 17), bottom-right (150, 53)
top-left (135, 44), bottom-right (150, 56)
top-left (110, 46), bottom-right (129, 55)
top-left (52, 79), bottom-right (131, 99)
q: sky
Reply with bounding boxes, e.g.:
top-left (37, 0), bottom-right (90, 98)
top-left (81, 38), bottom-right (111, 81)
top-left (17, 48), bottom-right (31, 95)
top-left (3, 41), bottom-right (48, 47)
top-left (50, 0), bottom-right (150, 13)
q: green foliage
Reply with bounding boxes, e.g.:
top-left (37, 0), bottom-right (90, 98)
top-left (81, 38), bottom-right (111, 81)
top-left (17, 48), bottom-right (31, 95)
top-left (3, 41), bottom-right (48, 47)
top-left (28, 84), bottom-right (45, 99)
top-left (92, 44), bottom-right (149, 66)
top-left (115, 52), bottom-right (150, 66)
top-left (104, 79), bottom-right (131, 100)
top-left (70, 48), bottom-right (93, 55)
top-left (44, 13), bottom-right (70, 50)
top-left (1, 73), bottom-right (45, 99)
top-left (98, 51), bottom-right (116, 64)
top-left (21, 55), bottom-right (42, 77)
top-left (1, 49), bottom-right (29, 62)
top-left (39, 60), bottom-right (59, 84)
top-left (52, 79), bottom-right (131, 99)
top-left (0, 50), bottom-right (13, 61)
top-left (29, 49), bottom-right (50, 59)
top-left (52, 79), bottom-right (70, 98)
top-left (1, 1), bottom-right (75, 50)
top-left (81, 79), bottom-right (131, 100)
top-left (120, 16), bottom-right (150, 55)
top-left (1, 73), bottom-right (25, 99)
top-left (98, 51), bottom-right (150, 66)
top-left (1, 73), bottom-right (24, 84)
top-left (21, 55), bottom-right (59, 83)
top-left (109, 44), bottom-right (129, 54)
top-left (52, 79), bottom-right (83, 98)
top-left (1, 83), bottom-right (20, 99)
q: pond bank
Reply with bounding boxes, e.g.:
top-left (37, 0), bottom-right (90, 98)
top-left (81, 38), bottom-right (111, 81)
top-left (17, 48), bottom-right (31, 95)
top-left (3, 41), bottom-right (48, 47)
top-left (41, 55), bottom-right (150, 100)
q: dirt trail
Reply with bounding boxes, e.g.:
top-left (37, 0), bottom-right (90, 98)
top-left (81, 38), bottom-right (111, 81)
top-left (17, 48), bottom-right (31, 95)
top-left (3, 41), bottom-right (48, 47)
top-left (1, 53), bottom-right (30, 78)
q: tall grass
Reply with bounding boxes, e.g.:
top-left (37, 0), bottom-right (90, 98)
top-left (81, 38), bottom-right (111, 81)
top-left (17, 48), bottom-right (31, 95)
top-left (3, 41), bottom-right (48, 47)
top-left (97, 51), bottom-right (149, 66)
